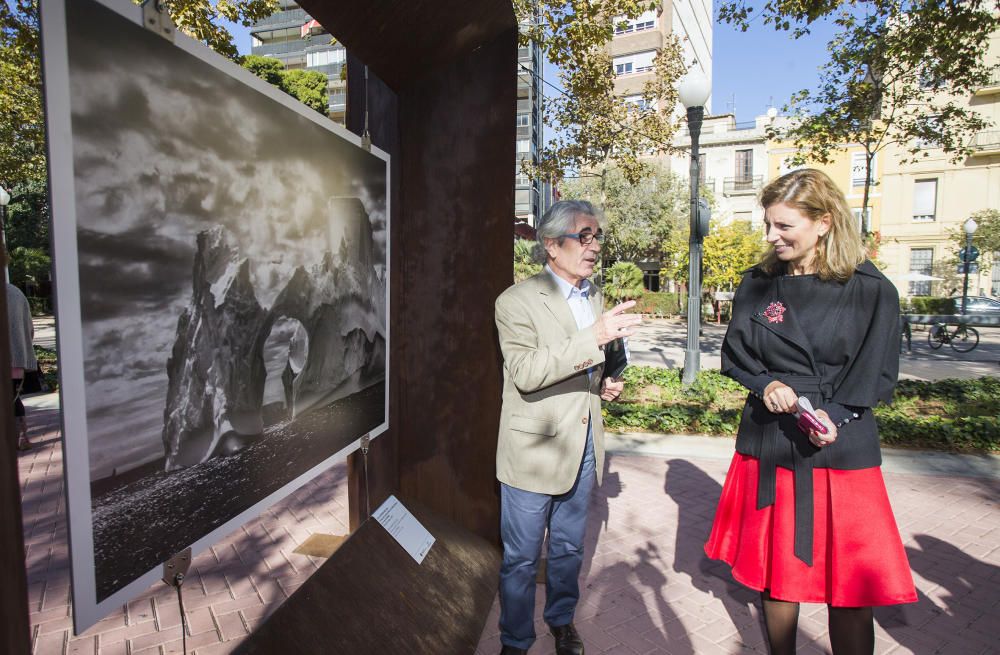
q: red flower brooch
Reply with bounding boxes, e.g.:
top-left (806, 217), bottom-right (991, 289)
top-left (763, 301), bottom-right (786, 323)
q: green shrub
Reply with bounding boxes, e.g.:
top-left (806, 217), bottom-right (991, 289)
top-left (634, 291), bottom-right (682, 316)
top-left (33, 346), bottom-right (59, 393)
top-left (602, 366), bottom-right (999, 453)
top-left (908, 296), bottom-right (955, 314)
top-left (603, 261), bottom-right (644, 302)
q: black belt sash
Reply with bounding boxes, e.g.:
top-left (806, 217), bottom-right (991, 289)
top-left (756, 374), bottom-right (831, 566)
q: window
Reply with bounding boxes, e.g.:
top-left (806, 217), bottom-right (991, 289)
top-left (909, 248), bottom-right (934, 296)
top-left (306, 48), bottom-right (345, 67)
top-left (735, 149), bottom-right (753, 182)
top-left (623, 94), bottom-right (649, 111)
top-left (516, 113), bottom-right (530, 127)
top-left (614, 10), bottom-right (657, 34)
top-left (515, 172), bottom-right (530, 187)
top-left (613, 50), bottom-right (656, 76)
top-left (913, 179), bottom-right (937, 222)
top-left (851, 152), bottom-right (874, 187)
top-left (516, 140), bottom-right (530, 153)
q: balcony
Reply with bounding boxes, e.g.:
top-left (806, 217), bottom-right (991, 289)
top-left (968, 131), bottom-right (1000, 157)
top-left (723, 176), bottom-right (763, 195)
top-left (251, 39), bottom-right (308, 57)
top-left (974, 74), bottom-right (1000, 96)
top-left (698, 177), bottom-right (716, 193)
top-left (253, 8), bottom-right (308, 28)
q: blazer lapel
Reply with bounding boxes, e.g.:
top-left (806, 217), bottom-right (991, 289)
top-left (536, 274), bottom-right (580, 337)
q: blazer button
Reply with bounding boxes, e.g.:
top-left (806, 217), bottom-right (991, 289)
top-left (581, 417), bottom-right (588, 424)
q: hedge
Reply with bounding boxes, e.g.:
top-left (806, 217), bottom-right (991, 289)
top-left (602, 366), bottom-right (1000, 453)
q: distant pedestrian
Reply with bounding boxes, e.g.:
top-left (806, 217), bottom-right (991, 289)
top-left (704, 169), bottom-right (916, 655)
top-left (3, 245), bottom-right (37, 450)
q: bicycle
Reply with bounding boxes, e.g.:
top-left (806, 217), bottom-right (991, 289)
top-left (927, 322), bottom-right (980, 353)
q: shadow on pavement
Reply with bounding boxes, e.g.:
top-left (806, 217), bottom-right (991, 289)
top-left (664, 458), bottom-right (765, 652)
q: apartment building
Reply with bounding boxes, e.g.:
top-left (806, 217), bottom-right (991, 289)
top-left (879, 28), bottom-right (1000, 299)
top-left (516, 28), bottom-right (547, 226)
top-left (669, 112), bottom-right (786, 227)
top-left (610, 0), bottom-right (713, 148)
top-left (250, 1), bottom-right (348, 123)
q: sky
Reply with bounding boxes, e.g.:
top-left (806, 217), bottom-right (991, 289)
top-left (220, 8), bottom-right (840, 124)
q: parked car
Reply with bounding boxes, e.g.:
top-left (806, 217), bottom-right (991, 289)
top-left (953, 296), bottom-right (1000, 315)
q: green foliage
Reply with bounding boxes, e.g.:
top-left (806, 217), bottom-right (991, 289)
top-left (702, 221), bottom-right (765, 292)
top-left (562, 166), bottom-right (695, 262)
top-left (634, 291), bottom-right (682, 317)
top-left (157, 0), bottom-right (279, 61)
top-left (0, 0), bottom-right (279, 186)
top-left (33, 345), bottom-right (57, 392)
top-left (905, 296), bottom-right (954, 315)
top-left (603, 262), bottom-right (644, 302)
top-left (949, 209), bottom-right (1000, 274)
top-left (603, 366), bottom-right (1000, 452)
top-left (280, 68), bottom-right (328, 114)
top-left (241, 55), bottom-right (328, 114)
top-left (8, 246), bottom-right (49, 290)
top-left (0, 0), bottom-right (45, 186)
top-left (744, 1), bottom-right (999, 235)
top-left (513, 1), bottom-right (686, 184)
top-left (513, 238), bottom-right (542, 283)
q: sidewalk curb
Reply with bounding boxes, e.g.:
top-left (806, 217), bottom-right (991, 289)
top-left (607, 431), bottom-right (1000, 480)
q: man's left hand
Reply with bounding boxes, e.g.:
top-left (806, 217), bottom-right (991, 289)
top-left (600, 376), bottom-right (624, 401)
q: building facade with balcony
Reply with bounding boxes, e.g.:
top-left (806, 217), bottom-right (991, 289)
top-left (516, 28), bottom-right (548, 226)
top-left (670, 113), bottom-right (785, 227)
top-left (766, 139), bottom-right (882, 236)
top-left (877, 26), bottom-right (1000, 300)
top-left (610, 0), bottom-right (713, 156)
top-left (250, 1), bottom-right (347, 123)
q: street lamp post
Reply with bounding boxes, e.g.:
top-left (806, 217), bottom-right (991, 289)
top-left (0, 185), bottom-right (10, 284)
top-left (678, 71), bottom-right (711, 386)
top-left (961, 217), bottom-right (978, 315)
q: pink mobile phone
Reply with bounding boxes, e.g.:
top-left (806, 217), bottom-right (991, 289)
top-left (795, 397), bottom-right (829, 435)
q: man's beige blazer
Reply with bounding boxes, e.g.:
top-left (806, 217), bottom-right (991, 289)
top-left (494, 271), bottom-right (607, 495)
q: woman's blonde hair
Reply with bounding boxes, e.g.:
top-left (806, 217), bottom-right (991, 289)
top-left (758, 168), bottom-right (866, 282)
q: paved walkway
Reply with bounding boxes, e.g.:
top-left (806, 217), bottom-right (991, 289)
top-left (17, 394), bottom-right (999, 654)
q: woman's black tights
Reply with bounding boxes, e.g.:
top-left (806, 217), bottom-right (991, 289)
top-left (760, 590), bottom-right (874, 655)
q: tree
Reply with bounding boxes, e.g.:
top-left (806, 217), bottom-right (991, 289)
top-left (950, 208), bottom-right (1000, 273)
top-left (0, 0), bottom-right (280, 188)
top-left (513, 0), bottom-right (687, 187)
top-left (724, 1), bottom-right (999, 237)
top-left (603, 261), bottom-right (644, 301)
top-left (242, 55), bottom-right (329, 114)
top-left (0, 0), bottom-right (45, 187)
top-left (560, 166), bottom-right (699, 262)
top-left (513, 238), bottom-right (543, 283)
top-left (702, 221), bottom-right (765, 292)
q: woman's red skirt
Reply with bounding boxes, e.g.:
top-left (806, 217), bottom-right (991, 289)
top-left (704, 453), bottom-right (917, 607)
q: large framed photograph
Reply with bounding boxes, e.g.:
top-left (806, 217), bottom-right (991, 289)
top-left (41, 0), bottom-right (389, 632)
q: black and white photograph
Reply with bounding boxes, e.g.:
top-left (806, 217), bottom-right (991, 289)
top-left (41, 0), bottom-right (389, 630)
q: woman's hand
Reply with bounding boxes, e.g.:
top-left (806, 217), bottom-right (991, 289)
top-left (808, 409), bottom-right (838, 447)
top-left (600, 376), bottom-right (624, 401)
top-left (762, 381), bottom-right (797, 413)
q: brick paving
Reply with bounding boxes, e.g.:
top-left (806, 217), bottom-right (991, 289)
top-left (17, 395), bottom-right (1000, 654)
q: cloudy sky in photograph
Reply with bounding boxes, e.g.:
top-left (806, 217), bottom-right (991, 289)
top-left (63, 0), bottom-right (387, 479)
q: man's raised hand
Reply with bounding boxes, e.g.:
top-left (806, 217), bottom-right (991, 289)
top-left (595, 300), bottom-right (642, 346)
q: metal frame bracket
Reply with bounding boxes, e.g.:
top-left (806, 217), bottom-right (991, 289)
top-left (142, 0), bottom-right (177, 42)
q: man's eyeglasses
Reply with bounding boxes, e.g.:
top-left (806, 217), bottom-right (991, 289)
top-left (561, 230), bottom-right (605, 246)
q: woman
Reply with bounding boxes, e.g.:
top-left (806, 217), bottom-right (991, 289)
top-left (4, 245), bottom-right (37, 450)
top-left (704, 169), bottom-right (916, 654)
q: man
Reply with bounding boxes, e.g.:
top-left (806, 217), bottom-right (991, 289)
top-left (494, 200), bottom-right (641, 655)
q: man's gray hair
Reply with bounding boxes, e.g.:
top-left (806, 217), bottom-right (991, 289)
top-left (531, 199), bottom-right (602, 263)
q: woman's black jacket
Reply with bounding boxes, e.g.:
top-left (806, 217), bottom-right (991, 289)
top-left (721, 260), bottom-right (900, 564)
